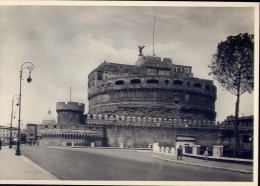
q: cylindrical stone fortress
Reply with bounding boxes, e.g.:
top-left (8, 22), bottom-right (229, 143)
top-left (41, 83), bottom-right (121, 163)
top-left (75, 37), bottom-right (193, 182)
top-left (56, 102), bottom-right (85, 124)
top-left (88, 56), bottom-right (217, 120)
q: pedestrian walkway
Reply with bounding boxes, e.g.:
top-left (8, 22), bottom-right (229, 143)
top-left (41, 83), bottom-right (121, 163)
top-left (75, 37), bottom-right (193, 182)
top-left (0, 146), bottom-right (59, 180)
top-left (150, 151), bottom-right (253, 174)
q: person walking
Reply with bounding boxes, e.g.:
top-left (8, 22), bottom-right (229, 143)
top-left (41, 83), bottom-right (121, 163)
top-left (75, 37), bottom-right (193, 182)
top-left (177, 145), bottom-right (183, 160)
top-left (0, 139), bottom-right (2, 150)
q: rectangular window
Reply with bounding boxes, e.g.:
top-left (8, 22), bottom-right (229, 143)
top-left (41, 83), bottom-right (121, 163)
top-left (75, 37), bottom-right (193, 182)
top-left (54, 125), bottom-right (57, 128)
top-left (173, 67), bottom-right (177, 72)
top-left (45, 125), bottom-right (48, 128)
top-left (185, 68), bottom-right (189, 73)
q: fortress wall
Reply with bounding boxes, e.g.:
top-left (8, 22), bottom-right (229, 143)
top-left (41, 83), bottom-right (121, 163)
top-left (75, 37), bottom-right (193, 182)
top-left (88, 89), bottom-right (215, 120)
top-left (105, 127), bottom-right (223, 148)
top-left (105, 128), bottom-right (176, 148)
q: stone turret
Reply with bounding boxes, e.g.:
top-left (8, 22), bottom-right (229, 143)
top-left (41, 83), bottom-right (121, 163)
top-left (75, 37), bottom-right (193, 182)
top-left (56, 102), bottom-right (85, 124)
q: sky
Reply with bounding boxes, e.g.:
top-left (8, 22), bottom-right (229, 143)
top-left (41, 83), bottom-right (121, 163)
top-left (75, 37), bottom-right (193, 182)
top-left (0, 2), bottom-right (257, 130)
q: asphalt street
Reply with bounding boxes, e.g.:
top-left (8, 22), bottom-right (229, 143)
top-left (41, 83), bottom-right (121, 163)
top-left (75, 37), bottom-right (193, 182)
top-left (15, 145), bottom-right (252, 181)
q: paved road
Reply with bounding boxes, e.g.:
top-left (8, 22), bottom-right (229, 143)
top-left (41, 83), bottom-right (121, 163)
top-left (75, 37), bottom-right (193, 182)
top-left (16, 145), bottom-right (252, 181)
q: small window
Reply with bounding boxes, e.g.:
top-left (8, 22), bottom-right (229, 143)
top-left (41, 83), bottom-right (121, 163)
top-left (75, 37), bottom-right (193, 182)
top-left (195, 83), bottom-right (202, 88)
top-left (45, 125), bottom-right (48, 128)
top-left (147, 79), bottom-right (159, 84)
top-left (97, 72), bottom-right (103, 80)
top-left (185, 68), bottom-right (189, 73)
top-left (54, 125), bottom-right (57, 128)
top-left (173, 80), bottom-right (183, 85)
top-left (187, 82), bottom-right (190, 86)
top-left (165, 80), bottom-right (169, 85)
top-left (107, 82), bottom-right (111, 86)
top-left (90, 127), bottom-right (92, 130)
top-left (173, 67), bottom-right (177, 72)
top-left (205, 86), bottom-right (210, 90)
top-left (131, 79), bottom-right (141, 84)
top-left (115, 80), bottom-right (124, 85)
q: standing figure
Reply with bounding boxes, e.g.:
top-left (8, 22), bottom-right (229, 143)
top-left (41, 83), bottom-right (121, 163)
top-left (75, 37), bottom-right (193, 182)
top-left (138, 45), bottom-right (145, 55)
top-left (204, 148), bottom-right (209, 161)
top-left (177, 145), bottom-right (183, 160)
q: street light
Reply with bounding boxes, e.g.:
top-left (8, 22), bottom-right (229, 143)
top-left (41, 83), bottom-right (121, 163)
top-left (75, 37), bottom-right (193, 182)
top-left (16, 62), bottom-right (34, 156)
top-left (9, 95), bottom-right (19, 148)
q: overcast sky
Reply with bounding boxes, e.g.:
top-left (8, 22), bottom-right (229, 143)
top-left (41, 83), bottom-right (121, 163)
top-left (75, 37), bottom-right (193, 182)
top-left (0, 3), bottom-right (257, 129)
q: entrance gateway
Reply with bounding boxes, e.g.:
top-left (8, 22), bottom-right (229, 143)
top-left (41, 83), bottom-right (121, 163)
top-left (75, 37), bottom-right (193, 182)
top-left (175, 134), bottom-right (196, 154)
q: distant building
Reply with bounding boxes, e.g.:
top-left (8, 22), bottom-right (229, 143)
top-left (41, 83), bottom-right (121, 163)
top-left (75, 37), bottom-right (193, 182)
top-left (223, 115), bottom-right (253, 128)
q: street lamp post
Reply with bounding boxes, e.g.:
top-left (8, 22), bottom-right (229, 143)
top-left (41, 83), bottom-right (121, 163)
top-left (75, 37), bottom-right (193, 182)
top-left (9, 95), bottom-right (19, 148)
top-left (16, 62), bottom-right (34, 156)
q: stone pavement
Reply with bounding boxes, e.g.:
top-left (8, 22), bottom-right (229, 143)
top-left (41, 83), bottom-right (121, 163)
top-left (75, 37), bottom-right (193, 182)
top-left (0, 145), bottom-right (254, 182)
top-left (0, 146), bottom-right (59, 181)
top-left (149, 151), bottom-right (253, 174)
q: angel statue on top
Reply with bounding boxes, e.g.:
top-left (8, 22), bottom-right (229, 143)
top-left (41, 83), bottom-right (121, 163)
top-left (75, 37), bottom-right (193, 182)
top-left (138, 45), bottom-right (145, 55)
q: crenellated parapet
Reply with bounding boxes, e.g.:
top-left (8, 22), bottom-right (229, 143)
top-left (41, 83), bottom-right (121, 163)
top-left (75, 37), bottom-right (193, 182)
top-left (56, 102), bottom-right (85, 112)
top-left (56, 102), bottom-right (85, 124)
top-left (84, 113), bottom-right (252, 132)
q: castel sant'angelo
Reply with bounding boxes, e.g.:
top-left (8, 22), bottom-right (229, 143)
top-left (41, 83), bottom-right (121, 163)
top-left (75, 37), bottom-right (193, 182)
top-left (88, 48), bottom-right (216, 121)
top-left (28, 46), bottom-right (252, 154)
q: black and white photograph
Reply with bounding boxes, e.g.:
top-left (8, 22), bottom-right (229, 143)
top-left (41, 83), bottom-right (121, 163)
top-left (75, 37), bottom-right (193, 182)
top-left (0, 1), bottom-right (258, 185)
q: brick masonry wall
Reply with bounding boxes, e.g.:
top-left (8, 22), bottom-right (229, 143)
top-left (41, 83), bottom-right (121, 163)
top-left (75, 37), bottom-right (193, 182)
top-left (105, 127), bottom-right (225, 148)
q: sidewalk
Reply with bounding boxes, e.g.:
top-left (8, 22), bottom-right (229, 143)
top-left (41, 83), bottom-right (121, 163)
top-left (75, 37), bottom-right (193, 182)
top-left (0, 146), bottom-right (59, 180)
top-left (150, 151), bottom-right (253, 174)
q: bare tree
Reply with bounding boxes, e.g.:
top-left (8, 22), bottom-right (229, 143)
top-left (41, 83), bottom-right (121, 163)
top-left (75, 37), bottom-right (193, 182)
top-left (208, 33), bottom-right (254, 157)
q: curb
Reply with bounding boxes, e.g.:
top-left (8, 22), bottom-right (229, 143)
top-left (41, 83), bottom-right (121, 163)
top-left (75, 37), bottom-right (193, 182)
top-left (10, 149), bottom-right (60, 180)
top-left (150, 155), bottom-right (253, 174)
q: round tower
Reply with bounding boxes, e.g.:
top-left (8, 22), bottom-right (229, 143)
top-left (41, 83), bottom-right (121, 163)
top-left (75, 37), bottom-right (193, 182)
top-left (88, 55), bottom-right (217, 120)
top-left (56, 102), bottom-right (85, 124)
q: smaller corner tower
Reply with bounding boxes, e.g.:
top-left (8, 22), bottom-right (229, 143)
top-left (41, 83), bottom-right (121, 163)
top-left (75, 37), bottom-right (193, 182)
top-left (56, 102), bottom-right (85, 124)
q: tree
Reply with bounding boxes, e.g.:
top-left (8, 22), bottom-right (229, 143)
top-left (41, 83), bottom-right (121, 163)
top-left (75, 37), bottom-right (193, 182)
top-left (208, 33), bottom-right (254, 157)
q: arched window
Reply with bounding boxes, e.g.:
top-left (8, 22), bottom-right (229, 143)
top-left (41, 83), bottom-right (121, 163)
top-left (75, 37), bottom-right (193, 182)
top-left (173, 80), bottom-right (183, 85)
top-left (115, 80), bottom-right (124, 85)
top-left (147, 79), bottom-right (159, 84)
top-left (131, 79), bottom-right (141, 84)
top-left (194, 83), bottom-right (202, 88)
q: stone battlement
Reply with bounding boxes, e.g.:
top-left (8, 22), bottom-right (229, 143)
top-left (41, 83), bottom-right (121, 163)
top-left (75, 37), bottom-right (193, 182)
top-left (85, 113), bottom-right (216, 126)
top-left (85, 114), bottom-right (252, 130)
top-left (56, 102), bottom-right (85, 112)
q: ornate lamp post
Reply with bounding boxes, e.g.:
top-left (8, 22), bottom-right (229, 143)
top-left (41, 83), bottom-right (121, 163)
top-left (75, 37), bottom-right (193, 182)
top-left (9, 95), bottom-right (19, 148)
top-left (16, 62), bottom-right (34, 156)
